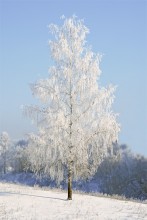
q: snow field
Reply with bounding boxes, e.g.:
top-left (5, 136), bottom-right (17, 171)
top-left (0, 182), bottom-right (147, 220)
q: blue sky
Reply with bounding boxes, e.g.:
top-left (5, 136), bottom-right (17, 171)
top-left (0, 0), bottom-right (147, 156)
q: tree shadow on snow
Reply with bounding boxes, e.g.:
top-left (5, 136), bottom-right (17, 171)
top-left (0, 191), bottom-right (67, 201)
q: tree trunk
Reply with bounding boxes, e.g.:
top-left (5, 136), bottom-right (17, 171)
top-left (68, 167), bottom-right (72, 200)
top-left (3, 152), bottom-right (6, 174)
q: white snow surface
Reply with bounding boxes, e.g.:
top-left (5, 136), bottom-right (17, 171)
top-left (0, 182), bottom-right (146, 220)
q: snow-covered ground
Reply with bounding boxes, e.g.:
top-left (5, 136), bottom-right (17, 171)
top-left (0, 182), bottom-right (146, 220)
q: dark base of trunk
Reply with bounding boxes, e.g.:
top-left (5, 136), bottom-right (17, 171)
top-left (68, 172), bottom-right (72, 200)
top-left (68, 162), bottom-right (72, 200)
top-left (68, 187), bottom-right (72, 200)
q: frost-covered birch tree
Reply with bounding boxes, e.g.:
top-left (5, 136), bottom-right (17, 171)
top-left (24, 16), bottom-right (120, 200)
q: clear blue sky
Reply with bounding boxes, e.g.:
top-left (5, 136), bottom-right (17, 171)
top-left (0, 0), bottom-right (147, 156)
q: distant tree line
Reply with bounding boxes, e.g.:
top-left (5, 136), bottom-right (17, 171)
top-left (95, 144), bottom-right (147, 200)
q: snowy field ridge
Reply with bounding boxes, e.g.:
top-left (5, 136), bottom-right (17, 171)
top-left (0, 182), bottom-right (147, 220)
